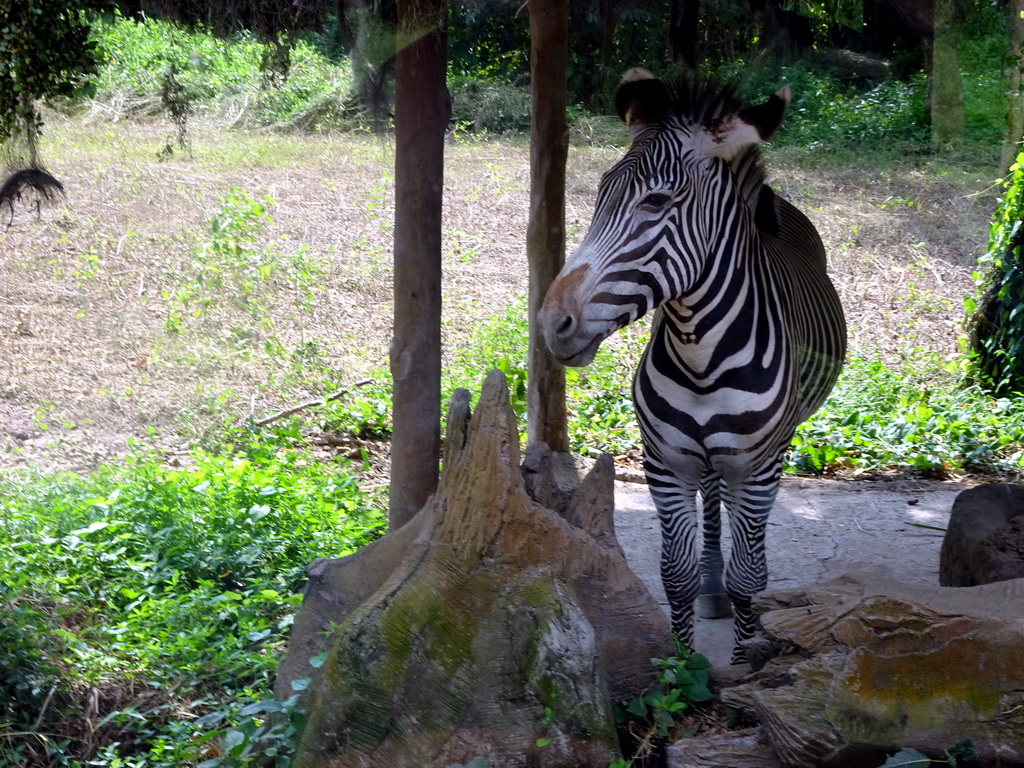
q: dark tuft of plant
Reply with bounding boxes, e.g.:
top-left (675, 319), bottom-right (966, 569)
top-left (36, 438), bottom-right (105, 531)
top-left (0, 167), bottom-right (65, 226)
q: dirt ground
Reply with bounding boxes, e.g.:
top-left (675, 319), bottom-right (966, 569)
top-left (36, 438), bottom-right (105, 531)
top-left (0, 113), bottom-right (999, 473)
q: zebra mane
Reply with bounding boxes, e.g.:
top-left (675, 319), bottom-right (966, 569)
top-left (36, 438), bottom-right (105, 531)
top-left (663, 75), bottom-right (769, 215)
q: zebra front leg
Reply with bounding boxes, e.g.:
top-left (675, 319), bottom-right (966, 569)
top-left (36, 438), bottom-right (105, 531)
top-left (723, 478), bottom-right (778, 664)
top-left (696, 470), bottom-right (731, 619)
top-left (648, 478), bottom-right (702, 650)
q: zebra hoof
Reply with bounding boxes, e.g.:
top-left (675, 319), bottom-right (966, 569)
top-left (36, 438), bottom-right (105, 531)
top-left (697, 593), bottom-right (732, 619)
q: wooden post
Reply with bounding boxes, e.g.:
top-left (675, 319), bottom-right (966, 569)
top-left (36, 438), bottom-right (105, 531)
top-left (390, 0), bottom-right (448, 529)
top-left (526, 0), bottom-right (570, 452)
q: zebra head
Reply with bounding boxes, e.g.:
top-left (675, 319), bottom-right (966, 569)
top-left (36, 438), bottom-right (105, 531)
top-left (540, 68), bottom-right (791, 367)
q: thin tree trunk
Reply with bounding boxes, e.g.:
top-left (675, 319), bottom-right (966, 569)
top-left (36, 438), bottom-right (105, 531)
top-left (390, 0), bottom-right (448, 529)
top-left (930, 0), bottom-right (965, 147)
top-left (527, 0), bottom-right (570, 452)
top-left (1003, 0), bottom-right (1024, 172)
top-left (668, 0), bottom-right (699, 66)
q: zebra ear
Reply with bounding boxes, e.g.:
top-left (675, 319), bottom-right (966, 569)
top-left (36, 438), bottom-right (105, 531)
top-left (700, 85), bottom-right (791, 160)
top-left (615, 68), bottom-right (670, 136)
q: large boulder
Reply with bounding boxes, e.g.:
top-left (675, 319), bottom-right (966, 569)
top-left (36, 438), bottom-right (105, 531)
top-left (277, 371), bottom-right (673, 767)
top-left (737, 573), bottom-right (1024, 767)
top-left (940, 483), bottom-right (1024, 587)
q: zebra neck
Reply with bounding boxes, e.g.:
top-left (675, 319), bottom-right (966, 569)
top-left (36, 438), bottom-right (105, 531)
top-left (656, 237), bottom-right (787, 376)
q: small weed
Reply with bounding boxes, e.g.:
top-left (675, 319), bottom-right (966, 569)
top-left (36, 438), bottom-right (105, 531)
top-left (156, 63), bottom-right (193, 160)
top-left (160, 187), bottom-right (327, 379)
top-left (612, 643), bottom-right (712, 767)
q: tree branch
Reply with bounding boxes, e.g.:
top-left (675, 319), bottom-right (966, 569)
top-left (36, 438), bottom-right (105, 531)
top-left (255, 379), bottom-right (372, 427)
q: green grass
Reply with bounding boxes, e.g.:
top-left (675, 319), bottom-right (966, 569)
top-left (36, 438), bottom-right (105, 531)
top-left (0, 430), bottom-right (385, 767)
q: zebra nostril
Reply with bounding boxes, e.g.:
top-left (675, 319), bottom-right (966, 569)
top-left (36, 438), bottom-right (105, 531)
top-left (555, 315), bottom-right (575, 337)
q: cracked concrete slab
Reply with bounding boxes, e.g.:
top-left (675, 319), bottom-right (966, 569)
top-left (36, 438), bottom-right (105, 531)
top-left (613, 476), bottom-right (970, 667)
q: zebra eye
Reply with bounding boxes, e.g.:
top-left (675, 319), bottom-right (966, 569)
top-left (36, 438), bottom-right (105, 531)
top-left (639, 191), bottom-right (672, 211)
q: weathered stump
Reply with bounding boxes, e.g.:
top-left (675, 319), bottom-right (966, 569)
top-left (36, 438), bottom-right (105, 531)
top-left (940, 483), bottom-right (1024, 587)
top-left (277, 370), bottom-right (672, 767)
top-left (734, 573), bottom-right (1024, 767)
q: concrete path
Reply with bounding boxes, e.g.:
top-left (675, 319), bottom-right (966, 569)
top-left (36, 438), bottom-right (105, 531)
top-left (613, 476), bottom-right (970, 667)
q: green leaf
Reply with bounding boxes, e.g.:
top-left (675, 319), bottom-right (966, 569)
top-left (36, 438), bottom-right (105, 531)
top-left (221, 727), bottom-right (248, 752)
top-left (70, 520), bottom-right (110, 536)
top-left (309, 651), bottom-right (329, 668)
top-left (625, 697), bottom-right (647, 718)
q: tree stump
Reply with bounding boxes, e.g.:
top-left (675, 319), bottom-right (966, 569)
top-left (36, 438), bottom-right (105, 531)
top-left (278, 370), bottom-right (672, 767)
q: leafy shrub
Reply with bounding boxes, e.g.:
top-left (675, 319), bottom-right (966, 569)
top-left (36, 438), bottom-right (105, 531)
top-left (443, 297), bottom-right (646, 456)
top-left (0, 0), bottom-right (105, 148)
top-left (792, 355), bottom-right (1024, 477)
top-left (966, 151), bottom-right (1024, 395)
top-left (0, 433), bottom-right (385, 766)
top-left (90, 13), bottom-right (353, 127)
top-left (759, 65), bottom-right (929, 148)
top-left (449, 78), bottom-right (532, 133)
top-left (0, 585), bottom-right (61, 726)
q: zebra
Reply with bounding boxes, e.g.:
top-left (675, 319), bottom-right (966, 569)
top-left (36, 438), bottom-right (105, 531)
top-left (539, 69), bottom-right (846, 663)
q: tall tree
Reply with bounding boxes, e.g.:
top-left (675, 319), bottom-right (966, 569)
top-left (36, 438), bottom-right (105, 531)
top-left (929, 0), bottom-right (965, 147)
top-left (1003, 0), bottom-right (1024, 171)
top-left (389, 0), bottom-right (448, 528)
top-left (526, 0), bottom-right (570, 452)
top-left (668, 0), bottom-right (700, 66)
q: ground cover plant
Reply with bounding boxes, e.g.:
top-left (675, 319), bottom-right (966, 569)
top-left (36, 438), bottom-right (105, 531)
top-left (0, 10), bottom-right (1018, 767)
top-left (0, 430), bottom-right (384, 766)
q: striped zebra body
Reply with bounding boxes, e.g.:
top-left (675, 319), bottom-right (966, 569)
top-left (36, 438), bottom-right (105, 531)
top-left (540, 70), bottom-right (846, 662)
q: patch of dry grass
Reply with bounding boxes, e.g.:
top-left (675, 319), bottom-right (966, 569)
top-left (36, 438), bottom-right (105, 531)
top-left (0, 116), bottom-right (999, 472)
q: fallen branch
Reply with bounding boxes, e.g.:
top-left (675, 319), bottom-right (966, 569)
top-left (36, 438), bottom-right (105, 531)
top-left (256, 379), bottom-right (372, 428)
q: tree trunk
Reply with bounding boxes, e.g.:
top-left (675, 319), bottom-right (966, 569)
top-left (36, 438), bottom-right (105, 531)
top-left (389, 0), bottom-right (448, 529)
top-left (526, 0), bottom-right (570, 452)
top-left (668, 0), bottom-right (700, 66)
top-left (930, 0), bottom-right (965, 147)
top-left (1003, 0), bottom-right (1024, 172)
top-left (280, 371), bottom-right (673, 767)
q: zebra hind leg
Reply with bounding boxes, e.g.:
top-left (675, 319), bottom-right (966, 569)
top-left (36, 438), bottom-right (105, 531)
top-left (696, 470), bottom-right (731, 620)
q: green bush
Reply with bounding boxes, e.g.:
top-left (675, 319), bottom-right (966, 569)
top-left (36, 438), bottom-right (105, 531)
top-left (792, 355), bottom-right (1024, 477)
top-left (442, 297), bottom-right (646, 456)
top-left (736, 62), bottom-right (930, 148)
top-left (449, 78), bottom-right (532, 133)
top-left (967, 151), bottom-right (1024, 395)
top-left (0, 432), bottom-right (385, 767)
top-left (90, 13), bottom-right (353, 127)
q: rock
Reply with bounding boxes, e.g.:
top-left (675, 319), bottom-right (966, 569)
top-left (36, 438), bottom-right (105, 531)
top-left (940, 483), bottom-right (1024, 587)
top-left (279, 371), bottom-right (673, 767)
top-left (746, 573), bottom-right (1024, 767)
top-left (667, 727), bottom-right (785, 768)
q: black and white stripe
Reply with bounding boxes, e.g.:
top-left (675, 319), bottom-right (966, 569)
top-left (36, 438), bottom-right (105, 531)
top-left (541, 73), bottom-right (846, 662)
